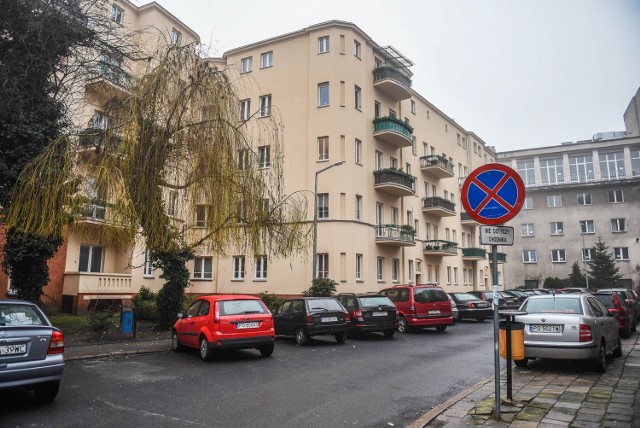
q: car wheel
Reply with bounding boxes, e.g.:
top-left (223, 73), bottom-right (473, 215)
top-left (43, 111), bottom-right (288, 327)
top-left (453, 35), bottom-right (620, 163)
top-left (334, 332), bottom-right (347, 344)
top-left (258, 344), bottom-right (274, 357)
top-left (398, 316), bottom-right (410, 333)
top-left (435, 325), bottom-right (446, 333)
top-left (477, 317), bottom-right (485, 322)
top-left (613, 335), bottom-right (623, 358)
top-left (514, 358), bottom-right (528, 368)
top-left (593, 342), bottom-right (607, 373)
top-left (295, 328), bottom-right (309, 345)
top-left (383, 330), bottom-right (395, 338)
top-left (199, 336), bottom-right (214, 361)
top-left (171, 331), bottom-right (183, 352)
top-left (33, 381), bottom-right (60, 403)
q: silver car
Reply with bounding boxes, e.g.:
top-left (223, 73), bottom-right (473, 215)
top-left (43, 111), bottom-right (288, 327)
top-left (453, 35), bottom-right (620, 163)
top-left (0, 300), bottom-right (65, 402)
top-left (515, 294), bottom-right (620, 372)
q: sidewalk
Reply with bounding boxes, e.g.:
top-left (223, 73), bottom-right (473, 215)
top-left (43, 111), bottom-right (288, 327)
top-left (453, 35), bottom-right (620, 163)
top-left (411, 333), bottom-right (640, 427)
top-left (65, 338), bottom-right (172, 361)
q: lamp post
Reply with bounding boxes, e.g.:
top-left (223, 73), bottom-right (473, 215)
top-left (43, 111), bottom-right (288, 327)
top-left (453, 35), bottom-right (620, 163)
top-left (581, 231), bottom-right (590, 290)
top-left (312, 160), bottom-right (345, 280)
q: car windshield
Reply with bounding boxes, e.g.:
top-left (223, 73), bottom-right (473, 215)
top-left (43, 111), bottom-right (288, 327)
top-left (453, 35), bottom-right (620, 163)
top-left (523, 298), bottom-right (583, 314)
top-left (308, 299), bottom-right (343, 312)
top-left (593, 294), bottom-right (614, 309)
top-left (452, 293), bottom-right (478, 302)
top-left (414, 288), bottom-right (448, 303)
top-left (359, 296), bottom-right (394, 307)
top-left (219, 300), bottom-right (268, 315)
top-left (0, 304), bottom-right (47, 326)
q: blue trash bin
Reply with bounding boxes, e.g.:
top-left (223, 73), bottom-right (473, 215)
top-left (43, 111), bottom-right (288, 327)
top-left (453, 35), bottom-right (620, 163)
top-left (121, 308), bottom-right (134, 334)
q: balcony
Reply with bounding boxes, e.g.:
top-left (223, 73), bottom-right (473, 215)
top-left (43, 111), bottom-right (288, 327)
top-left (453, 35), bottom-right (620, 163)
top-left (462, 247), bottom-right (487, 261)
top-left (374, 168), bottom-right (416, 197)
top-left (85, 63), bottom-right (131, 99)
top-left (422, 197), bottom-right (456, 217)
top-left (373, 66), bottom-right (412, 100)
top-left (488, 252), bottom-right (507, 264)
top-left (77, 128), bottom-right (121, 154)
top-left (63, 272), bottom-right (133, 295)
top-left (460, 212), bottom-right (479, 226)
top-left (375, 224), bottom-right (416, 247)
top-left (373, 117), bottom-right (413, 149)
top-left (420, 155), bottom-right (454, 179)
top-left (423, 240), bottom-right (458, 256)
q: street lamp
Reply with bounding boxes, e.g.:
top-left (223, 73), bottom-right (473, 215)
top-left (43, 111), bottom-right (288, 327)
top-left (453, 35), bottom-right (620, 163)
top-left (312, 160), bottom-right (345, 280)
top-left (581, 230), bottom-right (590, 290)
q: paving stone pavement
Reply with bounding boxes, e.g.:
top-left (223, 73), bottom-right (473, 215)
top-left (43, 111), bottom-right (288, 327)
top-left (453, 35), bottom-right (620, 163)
top-left (413, 333), bottom-right (640, 427)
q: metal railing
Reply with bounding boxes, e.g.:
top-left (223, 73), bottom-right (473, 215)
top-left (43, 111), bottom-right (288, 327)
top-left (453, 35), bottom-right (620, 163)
top-left (87, 63), bottom-right (132, 88)
top-left (373, 116), bottom-right (413, 139)
top-left (375, 224), bottom-right (416, 242)
top-left (374, 168), bottom-right (416, 191)
top-left (422, 196), bottom-right (455, 212)
top-left (372, 66), bottom-right (412, 88)
top-left (423, 240), bottom-right (458, 254)
top-left (462, 247), bottom-right (487, 258)
top-left (420, 155), bottom-right (454, 174)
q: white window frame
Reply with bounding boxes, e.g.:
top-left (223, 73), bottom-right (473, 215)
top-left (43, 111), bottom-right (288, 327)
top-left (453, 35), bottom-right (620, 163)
top-left (355, 195), bottom-right (362, 221)
top-left (608, 190), bottom-right (624, 203)
top-left (260, 51), bottom-right (273, 68)
top-left (577, 192), bottom-right (592, 206)
top-left (240, 99), bottom-right (251, 121)
top-left (582, 248), bottom-right (593, 261)
top-left (233, 256), bottom-right (245, 280)
top-left (549, 222), bottom-right (564, 236)
top-left (195, 205), bottom-right (208, 227)
top-left (143, 249), bottom-right (153, 277)
top-left (355, 254), bottom-right (363, 281)
top-left (318, 36), bottom-right (329, 54)
top-left (167, 190), bottom-right (178, 217)
top-left (258, 145), bottom-right (270, 168)
top-left (614, 247), bottom-right (629, 261)
top-left (540, 158), bottom-right (564, 185)
top-left (354, 85), bottom-right (361, 110)
top-left (193, 257), bottom-right (213, 279)
top-left (238, 149), bottom-right (249, 171)
top-left (453, 267), bottom-right (458, 285)
top-left (317, 136), bottom-right (329, 161)
top-left (446, 267), bottom-right (452, 285)
top-left (580, 220), bottom-right (595, 234)
top-left (521, 223), bottom-right (535, 237)
top-left (376, 257), bottom-right (384, 281)
top-left (259, 95), bottom-right (271, 117)
top-left (353, 40), bottom-right (361, 58)
top-left (600, 151), bottom-right (625, 180)
top-left (317, 253), bottom-right (329, 278)
top-left (317, 193), bottom-right (329, 219)
top-left (569, 154), bottom-right (594, 182)
top-left (551, 249), bottom-right (566, 263)
top-left (611, 218), bottom-right (627, 233)
top-left (374, 150), bottom-right (383, 170)
top-left (547, 194), bottom-right (562, 208)
top-left (111, 4), bottom-right (124, 24)
top-left (79, 244), bottom-right (104, 273)
top-left (354, 139), bottom-right (362, 165)
top-left (241, 57), bottom-right (253, 73)
top-left (523, 197), bottom-right (533, 210)
top-left (318, 83), bottom-right (329, 107)
top-left (517, 160), bottom-right (535, 186)
top-left (522, 250), bottom-right (537, 263)
top-left (392, 259), bottom-right (400, 282)
top-left (255, 256), bottom-right (268, 280)
top-left (170, 28), bottom-right (181, 45)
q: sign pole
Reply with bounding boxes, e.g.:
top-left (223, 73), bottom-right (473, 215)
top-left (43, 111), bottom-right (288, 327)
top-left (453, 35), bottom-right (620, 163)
top-left (492, 244), bottom-right (500, 419)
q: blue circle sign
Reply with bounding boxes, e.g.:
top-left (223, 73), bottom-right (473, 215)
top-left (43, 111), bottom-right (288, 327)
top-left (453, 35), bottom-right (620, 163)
top-left (461, 164), bottom-right (525, 225)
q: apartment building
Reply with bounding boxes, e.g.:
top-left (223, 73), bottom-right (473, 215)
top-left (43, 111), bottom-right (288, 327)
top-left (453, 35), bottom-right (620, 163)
top-left (497, 135), bottom-right (640, 289)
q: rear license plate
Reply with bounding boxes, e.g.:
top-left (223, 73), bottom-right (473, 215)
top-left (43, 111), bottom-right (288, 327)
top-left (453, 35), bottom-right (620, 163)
top-left (236, 322), bottom-right (259, 329)
top-left (477, 303), bottom-right (488, 308)
top-left (428, 310), bottom-right (441, 315)
top-left (321, 317), bottom-right (338, 322)
top-left (0, 344), bottom-right (27, 355)
top-left (530, 324), bottom-right (560, 333)
top-left (372, 312), bottom-right (387, 317)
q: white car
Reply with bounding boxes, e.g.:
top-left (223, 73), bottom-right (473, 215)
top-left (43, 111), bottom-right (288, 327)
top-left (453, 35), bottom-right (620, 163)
top-left (515, 293), bottom-right (620, 372)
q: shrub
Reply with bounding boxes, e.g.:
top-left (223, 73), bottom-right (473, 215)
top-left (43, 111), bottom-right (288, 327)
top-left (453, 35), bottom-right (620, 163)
top-left (258, 291), bottom-right (283, 311)
top-left (87, 312), bottom-right (114, 341)
top-left (132, 286), bottom-right (158, 321)
top-left (543, 276), bottom-right (567, 289)
top-left (302, 277), bottom-right (338, 297)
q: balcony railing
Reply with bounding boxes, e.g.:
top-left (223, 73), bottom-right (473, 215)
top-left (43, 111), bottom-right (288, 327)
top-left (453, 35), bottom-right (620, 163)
top-left (373, 117), bottom-right (413, 148)
top-left (77, 128), bottom-right (121, 152)
top-left (375, 224), bottom-right (416, 246)
top-left (462, 247), bottom-right (487, 260)
top-left (423, 240), bottom-right (458, 256)
top-left (460, 212), bottom-right (479, 226)
top-left (488, 252), bottom-right (507, 264)
top-left (372, 66), bottom-right (412, 100)
top-left (422, 197), bottom-right (456, 217)
top-left (87, 63), bottom-right (131, 88)
top-left (420, 155), bottom-right (454, 178)
top-left (373, 168), bottom-right (416, 196)
top-left (63, 272), bottom-right (133, 295)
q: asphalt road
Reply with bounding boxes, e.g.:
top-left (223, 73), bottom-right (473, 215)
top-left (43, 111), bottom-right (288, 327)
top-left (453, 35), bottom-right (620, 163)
top-left (0, 320), bottom-right (496, 427)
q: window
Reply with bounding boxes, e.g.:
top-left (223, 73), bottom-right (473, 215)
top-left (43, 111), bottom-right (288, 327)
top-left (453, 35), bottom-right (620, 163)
top-left (580, 220), bottom-right (595, 234)
top-left (195, 205), bottom-right (208, 227)
top-left (453, 267), bottom-right (458, 285)
top-left (600, 151), bottom-right (625, 180)
top-left (255, 256), bottom-right (268, 279)
top-left (411, 100), bottom-right (416, 114)
top-left (354, 85), bottom-right (361, 110)
top-left (258, 145), bottom-right (270, 168)
top-left (143, 250), bottom-right (153, 277)
top-left (193, 257), bottom-right (212, 279)
top-left (236, 201), bottom-right (246, 223)
top-left (608, 190), bottom-right (624, 203)
top-left (354, 139), bottom-right (362, 164)
top-left (79, 244), bottom-right (103, 273)
top-left (446, 267), bottom-right (452, 285)
top-left (516, 160), bottom-right (535, 186)
top-left (523, 197), bottom-right (533, 210)
top-left (547, 195), bottom-right (562, 208)
top-left (238, 149), bottom-right (249, 171)
top-left (355, 254), bottom-right (363, 280)
top-left (318, 83), bottom-right (329, 107)
top-left (90, 111), bottom-right (109, 129)
top-left (260, 51), bottom-right (273, 68)
top-left (549, 222), bottom-right (564, 236)
top-left (611, 218), bottom-right (627, 233)
top-left (577, 192), bottom-right (592, 206)
top-left (540, 158), bottom-right (564, 185)
top-left (375, 203), bottom-right (383, 227)
top-left (521, 224), bottom-right (535, 237)
top-left (355, 195), bottom-right (362, 220)
top-left (111, 4), bottom-right (123, 24)
top-left (317, 253), bottom-right (329, 278)
top-left (317, 136), bottom-right (329, 161)
top-left (551, 249), bottom-right (566, 263)
top-left (374, 101), bottom-right (381, 119)
top-left (259, 95), bottom-right (271, 117)
top-left (569, 154), bottom-right (594, 182)
top-left (170, 28), bottom-right (181, 45)
top-left (374, 150), bottom-right (383, 170)
top-left (614, 247), bottom-right (629, 261)
top-left (631, 149), bottom-right (640, 176)
top-left (582, 248), bottom-right (593, 261)
top-left (376, 257), bottom-right (384, 281)
top-left (167, 190), bottom-right (178, 217)
top-left (409, 260), bottom-right (414, 283)
top-left (318, 36), bottom-right (329, 53)
top-left (522, 250), bottom-right (537, 263)
top-left (241, 57), bottom-right (253, 73)
top-left (392, 259), bottom-right (400, 282)
top-left (233, 256), bottom-right (245, 280)
top-left (240, 99), bottom-right (251, 121)
top-left (317, 193), bottom-right (329, 219)
top-left (353, 40), bottom-right (361, 58)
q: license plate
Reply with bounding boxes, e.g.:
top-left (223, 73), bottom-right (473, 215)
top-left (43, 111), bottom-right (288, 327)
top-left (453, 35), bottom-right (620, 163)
top-left (321, 317), bottom-right (338, 322)
top-left (372, 312), bottom-right (387, 317)
top-left (477, 303), bottom-right (488, 308)
top-left (428, 310), bottom-right (441, 315)
top-left (0, 344), bottom-right (27, 355)
top-left (530, 324), bottom-right (561, 333)
top-left (236, 322), bottom-right (259, 329)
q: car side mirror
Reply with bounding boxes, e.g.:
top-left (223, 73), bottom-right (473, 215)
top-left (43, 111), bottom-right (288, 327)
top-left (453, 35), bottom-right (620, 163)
top-left (177, 313), bottom-right (184, 319)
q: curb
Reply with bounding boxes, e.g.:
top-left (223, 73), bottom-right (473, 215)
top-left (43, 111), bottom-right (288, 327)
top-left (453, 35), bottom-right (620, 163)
top-left (64, 347), bottom-right (171, 361)
top-left (64, 339), bottom-right (172, 361)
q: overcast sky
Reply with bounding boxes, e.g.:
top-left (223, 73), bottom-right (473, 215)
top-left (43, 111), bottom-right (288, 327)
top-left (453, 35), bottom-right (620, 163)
top-left (152, 0), bottom-right (640, 153)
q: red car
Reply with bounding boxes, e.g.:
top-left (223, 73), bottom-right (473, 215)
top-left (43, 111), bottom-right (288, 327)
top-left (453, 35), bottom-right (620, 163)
top-left (593, 291), bottom-right (636, 338)
top-left (172, 295), bottom-right (275, 361)
top-left (379, 284), bottom-right (454, 333)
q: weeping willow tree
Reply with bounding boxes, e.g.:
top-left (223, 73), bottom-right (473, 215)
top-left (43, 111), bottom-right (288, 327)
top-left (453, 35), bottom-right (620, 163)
top-left (5, 42), bottom-right (309, 326)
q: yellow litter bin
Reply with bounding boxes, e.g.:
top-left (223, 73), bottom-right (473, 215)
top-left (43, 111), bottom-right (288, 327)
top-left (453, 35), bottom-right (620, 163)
top-left (499, 320), bottom-right (525, 360)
